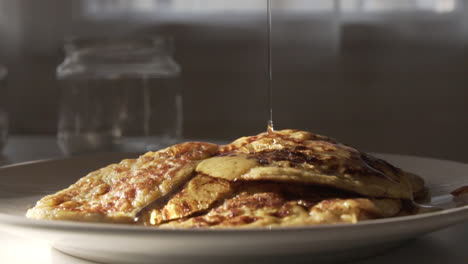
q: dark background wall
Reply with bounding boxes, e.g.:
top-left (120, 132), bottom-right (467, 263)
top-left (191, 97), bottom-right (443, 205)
top-left (1, 0), bottom-right (468, 162)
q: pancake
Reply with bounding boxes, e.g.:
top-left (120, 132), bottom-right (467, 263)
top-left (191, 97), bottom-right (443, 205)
top-left (26, 129), bottom-right (425, 228)
top-left (140, 174), bottom-right (232, 225)
top-left (26, 142), bottom-right (218, 222)
top-left (198, 130), bottom-right (414, 199)
top-left (142, 179), bottom-right (358, 226)
top-left (160, 192), bottom-right (402, 228)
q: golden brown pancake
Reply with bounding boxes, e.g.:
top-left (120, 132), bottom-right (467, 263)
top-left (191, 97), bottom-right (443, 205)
top-left (27, 129), bottom-right (425, 228)
top-left (26, 142), bottom-right (218, 222)
top-left (142, 179), bottom-right (359, 226)
top-left (140, 174), bottom-right (232, 225)
top-left (199, 129), bottom-right (414, 199)
top-left (160, 192), bottom-right (402, 228)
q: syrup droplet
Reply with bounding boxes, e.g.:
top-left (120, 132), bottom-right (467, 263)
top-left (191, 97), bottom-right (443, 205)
top-left (267, 119), bottom-right (274, 134)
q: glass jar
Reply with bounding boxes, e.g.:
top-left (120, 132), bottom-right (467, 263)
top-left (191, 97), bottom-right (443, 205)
top-left (0, 65), bottom-right (7, 153)
top-left (56, 36), bottom-right (182, 155)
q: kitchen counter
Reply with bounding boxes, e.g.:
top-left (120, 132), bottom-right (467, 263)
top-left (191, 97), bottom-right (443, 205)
top-left (0, 136), bottom-right (467, 264)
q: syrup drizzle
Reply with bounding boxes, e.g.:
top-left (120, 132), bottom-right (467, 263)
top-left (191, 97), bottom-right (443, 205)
top-left (266, 0), bottom-right (274, 134)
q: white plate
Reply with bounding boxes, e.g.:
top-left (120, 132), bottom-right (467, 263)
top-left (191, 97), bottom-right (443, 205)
top-left (0, 153), bottom-right (467, 264)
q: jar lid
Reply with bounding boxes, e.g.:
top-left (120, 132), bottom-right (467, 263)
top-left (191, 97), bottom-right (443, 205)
top-left (57, 36), bottom-right (181, 80)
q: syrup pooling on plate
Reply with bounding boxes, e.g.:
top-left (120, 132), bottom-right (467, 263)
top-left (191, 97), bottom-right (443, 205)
top-left (451, 186), bottom-right (468, 207)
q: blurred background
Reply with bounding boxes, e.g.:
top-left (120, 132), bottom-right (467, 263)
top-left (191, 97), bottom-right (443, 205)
top-left (0, 0), bottom-right (467, 161)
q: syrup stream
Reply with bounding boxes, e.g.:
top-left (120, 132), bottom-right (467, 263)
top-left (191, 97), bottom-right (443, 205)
top-left (266, 0), bottom-right (274, 133)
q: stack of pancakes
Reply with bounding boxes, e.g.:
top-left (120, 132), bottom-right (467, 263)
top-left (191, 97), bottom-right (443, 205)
top-left (27, 129), bottom-right (426, 228)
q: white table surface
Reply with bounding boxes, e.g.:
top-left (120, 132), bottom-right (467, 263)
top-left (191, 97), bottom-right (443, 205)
top-left (1, 136), bottom-right (468, 264)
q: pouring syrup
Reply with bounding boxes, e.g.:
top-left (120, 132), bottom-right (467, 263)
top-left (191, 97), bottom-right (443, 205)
top-left (266, 0), bottom-right (274, 134)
